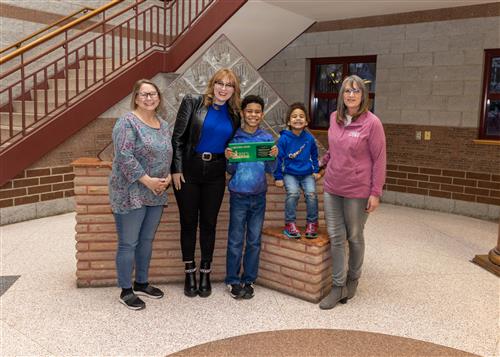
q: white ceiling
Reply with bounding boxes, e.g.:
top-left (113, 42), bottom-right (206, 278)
top-left (261, 0), bottom-right (496, 22)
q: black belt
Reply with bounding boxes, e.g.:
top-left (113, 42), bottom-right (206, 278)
top-left (194, 152), bottom-right (225, 161)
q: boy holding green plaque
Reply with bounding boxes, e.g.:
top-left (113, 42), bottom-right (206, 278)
top-left (223, 95), bottom-right (277, 300)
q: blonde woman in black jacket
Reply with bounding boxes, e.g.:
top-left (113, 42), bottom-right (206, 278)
top-left (171, 68), bottom-right (241, 297)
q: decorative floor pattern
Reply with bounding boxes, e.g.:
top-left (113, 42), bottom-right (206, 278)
top-left (169, 329), bottom-right (480, 357)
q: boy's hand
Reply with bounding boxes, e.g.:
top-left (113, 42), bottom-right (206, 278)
top-left (275, 180), bottom-right (284, 187)
top-left (313, 173), bottom-right (321, 180)
top-left (269, 145), bottom-right (278, 157)
top-left (224, 147), bottom-right (234, 160)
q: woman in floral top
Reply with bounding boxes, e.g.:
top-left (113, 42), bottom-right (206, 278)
top-left (109, 79), bottom-right (173, 310)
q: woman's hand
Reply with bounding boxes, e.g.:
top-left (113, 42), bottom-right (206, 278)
top-left (172, 173), bottom-right (185, 191)
top-left (365, 195), bottom-right (380, 213)
top-left (224, 147), bottom-right (234, 160)
top-left (313, 173), bottom-right (321, 180)
top-left (275, 180), bottom-right (284, 188)
top-left (153, 174), bottom-right (172, 195)
top-left (139, 175), bottom-right (168, 195)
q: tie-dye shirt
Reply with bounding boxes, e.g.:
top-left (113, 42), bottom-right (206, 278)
top-left (109, 112), bottom-right (173, 214)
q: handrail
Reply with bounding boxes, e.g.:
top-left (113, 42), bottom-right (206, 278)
top-left (0, 0), bottom-right (124, 64)
top-left (0, 7), bottom-right (95, 56)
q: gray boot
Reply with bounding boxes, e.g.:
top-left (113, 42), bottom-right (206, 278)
top-left (319, 286), bottom-right (347, 310)
top-left (346, 279), bottom-right (359, 300)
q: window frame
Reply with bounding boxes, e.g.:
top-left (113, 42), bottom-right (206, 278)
top-left (478, 48), bottom-right (500, 140)
top-left (309, 55), bottom-right (377, 130)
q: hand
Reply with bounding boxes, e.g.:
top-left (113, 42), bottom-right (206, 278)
top-left (275, 180), bottom-right (284, 188)
top-left (139, 175), bottom-right (168, 195)
top-left (154, 174), bottom-right (172, 194)
top-left (313, 173), bottom-right (321, 180)
top-left (224, 147), bottom-right (234, 160)
top-left (172, 173), bottom-right (185, 191)
top-left (269, 145), bottom-right (278, 157)
top-left (365, 195), bottom-right (380, 213)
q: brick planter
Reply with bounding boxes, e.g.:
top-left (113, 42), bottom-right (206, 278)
top-left (259, 227), bottom-right (332, 303)
top-left (72, 157), bottom-right (330, 302)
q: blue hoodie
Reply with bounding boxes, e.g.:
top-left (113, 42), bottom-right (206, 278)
top-left (227, 128), bottom-right (276, 195)
top-left (274, 129), bottom-right (319, 180)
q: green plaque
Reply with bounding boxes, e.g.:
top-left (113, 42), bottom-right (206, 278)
top-left (228, 142), bottom-right (275, 162)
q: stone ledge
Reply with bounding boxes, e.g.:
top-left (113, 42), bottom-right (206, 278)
top-left (72, 157), bottom-right (112, 168)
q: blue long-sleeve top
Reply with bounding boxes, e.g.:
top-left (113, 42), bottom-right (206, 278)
top-left (274, 129), bottom-right (319, 180)
top-left (195, 102), bottom-right (233, 154)
top-left (227, 128), bottom-right (276, 195)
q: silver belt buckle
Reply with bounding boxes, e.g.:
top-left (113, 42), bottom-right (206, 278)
top-left (201, 152), bottom-right (212, 161)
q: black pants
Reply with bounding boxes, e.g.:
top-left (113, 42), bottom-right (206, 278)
top-left (174, 156), bottom-right (226, 263)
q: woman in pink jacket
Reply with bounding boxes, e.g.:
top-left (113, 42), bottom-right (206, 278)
top-left (319, 75), bottom-right (386, 310)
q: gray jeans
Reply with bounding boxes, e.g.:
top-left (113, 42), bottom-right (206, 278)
top-left (324, 193), bottom-right (369, 286)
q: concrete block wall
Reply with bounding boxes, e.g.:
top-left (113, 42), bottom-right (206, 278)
top-left (259, 16), bottom-right (499, 127)
top-left (258, 14), bottom-right (500, 219)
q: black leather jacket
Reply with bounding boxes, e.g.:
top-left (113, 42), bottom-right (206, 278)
top-left (171, 93), bottom-right (241, 173)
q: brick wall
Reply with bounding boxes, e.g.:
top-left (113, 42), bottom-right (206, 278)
top-left (0, 165), bottom-right (74, 208)
top-left (73, 157), bottom-right (325, 288)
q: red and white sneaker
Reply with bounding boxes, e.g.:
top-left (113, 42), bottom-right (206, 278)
top-left (305, 222), bottom-right (318, 239)
top-left (283, 222), bottom-right (301, 239)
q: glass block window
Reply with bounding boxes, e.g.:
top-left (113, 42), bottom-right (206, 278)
top-left (309, 56), bottom-right (376, 129)
top-left (479, 49), bottom-right (500, 140)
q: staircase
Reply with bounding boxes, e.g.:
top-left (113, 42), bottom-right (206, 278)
top-left (0, 0), bottom-right (247, 186)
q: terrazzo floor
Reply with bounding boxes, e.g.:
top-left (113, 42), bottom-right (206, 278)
top-left (1, 204), bottom-right (499, 356)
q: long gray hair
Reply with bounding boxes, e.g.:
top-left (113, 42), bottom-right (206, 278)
top-left (336, 75), bottom-right (369, 124)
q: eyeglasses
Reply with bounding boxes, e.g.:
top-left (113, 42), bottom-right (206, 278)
top-left (214, 81), bottom-right (235, 89)
top-left (344, 88), bottom-right (362, 95)
top-left (138, 92), bottom-right (159, 99)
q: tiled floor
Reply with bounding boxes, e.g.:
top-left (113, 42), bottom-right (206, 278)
top-left (1, 204), bottom-right (499, 356)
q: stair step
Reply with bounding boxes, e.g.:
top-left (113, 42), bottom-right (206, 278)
top-left (66, 68), bottom-right (105, 81)
top-left (12, 100), bottom-right (56, 113)
top-left (32, 89), bottom-right (78, 103)
top-left (0, 112), bottom-right (39, 127)
top-left (78, 58), bottom-right (114, 70)
top-left (47, 78), bottom-right (102, 91)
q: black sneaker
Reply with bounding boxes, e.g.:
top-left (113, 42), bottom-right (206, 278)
top-left (119, 293), bottom-right (145, 310)
top-left (133, 283), bottom-right (164, 299)
top-left (242, 283), bottom-right (254, 299)
top-left (227, 284), bottom-right (245, 299)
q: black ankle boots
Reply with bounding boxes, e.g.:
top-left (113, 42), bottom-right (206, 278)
top-left (184, 262), bottom-right (198, 297)
top-left (198, 261), bottom-right (212, 297)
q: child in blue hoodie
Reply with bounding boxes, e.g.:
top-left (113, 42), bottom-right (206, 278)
top-left (274, 102), bottom-right (320, 239)
top-left (224, 95), bottom-right (277, 299)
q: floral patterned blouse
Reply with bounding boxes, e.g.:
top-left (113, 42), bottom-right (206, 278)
top-left (109, 112), bottom-right (173, 214)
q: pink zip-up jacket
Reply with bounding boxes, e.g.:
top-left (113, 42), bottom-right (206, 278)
top-left (321, 111), bottom-right (386, 198)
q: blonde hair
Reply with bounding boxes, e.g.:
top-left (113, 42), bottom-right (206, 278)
top-left (336, 75), bottom-right (369, 124)
top-left (130, 79), bottom-right (164, 115)
top-left (203, 68), bottom-right (241, 114)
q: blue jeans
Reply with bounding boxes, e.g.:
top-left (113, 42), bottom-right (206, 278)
top-left (114, 205), bottom-right (164, 288)
top-left (225, 192), bottom-right (266, 285)
top-left (323, 193), bottom-right (368, 286)
top-left (283, 174), bottom-right (318, 223)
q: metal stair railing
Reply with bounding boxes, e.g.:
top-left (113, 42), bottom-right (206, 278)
top-left (0, 0), bottom-right (215, 148)
top-left (0, 6), bottom-right (95, 57)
